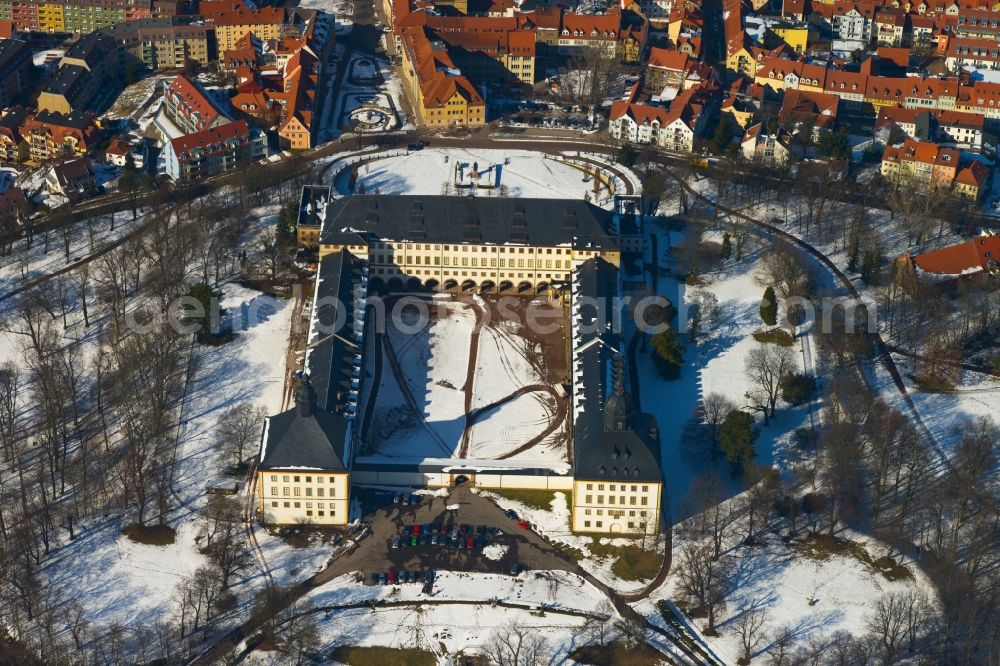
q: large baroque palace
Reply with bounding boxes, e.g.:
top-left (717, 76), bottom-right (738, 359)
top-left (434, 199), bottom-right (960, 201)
top-left (256, 191), bottom-right (663, 536)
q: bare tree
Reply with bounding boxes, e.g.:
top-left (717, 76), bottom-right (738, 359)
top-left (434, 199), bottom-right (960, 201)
top-left (217, 403), bottom-right (266, 468)
top-left (702, 393), bottom-right (736, 458)
top-left (483, 622), bottom-right (550, 666)
top-left (755, 242), bottom-right (810, 300)
top-left (744, 343), bottom-right (797, 419)
top-left (733, 607), bottom-right (769, 664)
top-left (674, 543), bottom-right (730, 635)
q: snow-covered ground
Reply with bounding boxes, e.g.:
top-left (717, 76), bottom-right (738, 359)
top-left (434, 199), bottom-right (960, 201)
top-left (326, 53), bottom-right (406, 142)
top-left (39, 283), bottom-right (295, 627)
top-left (638, 529), bottom-right (938, 665)
top-left (297, 0), bottom-right (354, 34)
top-left (105, 76), bottom-right (164, 122)
top-left (637, 225), bottom-right (813, 519)
top-left (244, 569), bottom-right (609, 663)
top-left (342, 148), bottom-right (612, 206)
top-left (368, 297), bottom-right (564, 462)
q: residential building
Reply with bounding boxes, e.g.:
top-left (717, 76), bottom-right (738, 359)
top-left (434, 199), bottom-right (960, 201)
top-left (163, 75), bottom-right (231, 135)
top-left (37, 31), bottom-right (123, 114)
top-left (778, 88), bottom-right (840, 139)
top-left (22, 110), bottom-right (100, 162)
top-left (277, 47), bottom-right (319, 149)
top-left (638, 0), bottom-right (672, 25)
top-left (203, 2), bottom-right (285, 54)
top-left (812, 1), bottom-right (875, 42)
top-left (0, 104), bottom-right (28, 161)
top-left (609, 83), bottom-right (714, 153)
top-left (0, 38), bottom-right (30, 108)
top-left (876, 106), bottom-right (988, 150)
top-left (769, 23), bottom-right (809, 54)
top-left (45, 156), bottom-right (95, 201)
top-left (741, 123), bottom-right (796, 164)
top-left (102, 17), bottom-right (211, 70)
top-left (954, 160), bottom-right (991, 200)
top-left (904, 233), bottom-right (1000, 275)
top-left (880, 138), bottom-right (959, 192)
top-left (399, 26), bottom-right (486, 128)
top-left (644, 47), bottom-right (716, 97)
top-left (874, 8), bottom-right (908, 46)
top-left (163, 119), bottom-right (267, 182)
top-left (0, 187), bottom-right (26, 235)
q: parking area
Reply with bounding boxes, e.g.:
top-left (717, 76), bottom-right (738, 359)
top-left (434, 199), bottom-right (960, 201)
top-left (315, 485), bottom-right (579, 589)
top-left (497, 102), bottom-right (602, 132)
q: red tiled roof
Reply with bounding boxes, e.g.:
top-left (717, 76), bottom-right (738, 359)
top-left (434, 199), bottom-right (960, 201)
top-left (912, 234), bottom-right (1000, 274)
top-left (955, 159), bottom-right (989, 186)
top-left (167, 75), bottom-right (228, 130)
top-left (170, 119), bottom-right (251, 156)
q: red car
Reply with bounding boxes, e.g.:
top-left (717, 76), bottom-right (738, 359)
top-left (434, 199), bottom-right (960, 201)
top-left (518, 520), bottom-right (530, 530)
top-left (465, 537), bottom-right (474, 550)
top-left (413, 524), bottom-right (422, 536)
top-left (387, 570), bottom-right (397, 584)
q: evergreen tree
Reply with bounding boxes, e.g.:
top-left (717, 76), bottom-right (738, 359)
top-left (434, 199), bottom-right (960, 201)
top-left (180, 282), bottom-right (226, 341)
top-left (651, 325), bottom-right (685, 379)
top-left (861, 246), bottom-right (882, 286)
top-left (720, 233), bottom-right (732, 260)
top-left (780, 372), bottom-right (817, 406)
top-left (759, 286), bottom-right (778, 327)
top-left (719, 410), bottom-right (757, 470)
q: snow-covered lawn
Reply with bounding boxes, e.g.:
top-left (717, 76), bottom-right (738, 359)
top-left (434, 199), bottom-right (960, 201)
top-left (105, 76), bottom-right (163, 121)
top-left (38, 283), bottom-right (295, 627)
top-left (342, 148), bottom-right (612, 205)
top-left (368, 296), bottom-right (564, 462)
top-left (635, 228), bottom-right (813, 519)
top-left (637, 529), bottom-right (938, 665)
top-left (242, 569), bottom-right (611, 663)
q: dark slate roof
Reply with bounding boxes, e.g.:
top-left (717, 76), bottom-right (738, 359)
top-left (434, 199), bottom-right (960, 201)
top-left (43, 64), bottom-right (88, 96)
top-left (259, 407), bottom-right (347, 471)
top-left (64, 32), bottom-right (119, 66)
top-left (299, 184), bottom-right (332, 229)
top-left (570, 257), bottom-right (661, 483)
top-left (258, 249), bottom-right (368, 472)
top-left (317, 195), bottom-right (619, 249)
top-left (307, 248), bottom-right (368, 413)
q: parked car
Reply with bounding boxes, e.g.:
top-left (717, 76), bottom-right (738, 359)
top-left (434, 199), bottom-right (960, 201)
top-left (403, 525), bottom-right (413, 536)
top-left (431, 534), bottom-right (439, 545)
top-left (439, 524), bottom-right (449, 535)
top-left (504, 509), bottom-right (518, 520)
top-left (425, 570), bottom-right (435, 584)
top-left (378, 572), bottom-right (387, 585)
top-left (371, 572), bottom-right (381, 584)
top-left (466, 537), bottom-right (474, 550)
top-left (393, 494), bottom-right (403, 505)
top-left (413, 524), bottom-right (422, 536)
top-left (510, 563), bottom-right (521, 576)
top-left (411, 535), bottom-right (418, 546)
top-left (409, 494), bottom-right (420, 505)
top-left (518, 520), bottom-right (530, 530)
top-left (450, 529), bottom-right (460, 541)
top-left (391, 538), bottom-right (400, 549)
top-left (387, 570), bottom-right (397, 585)
top-left (474, 537), bottom-right (485, 549)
